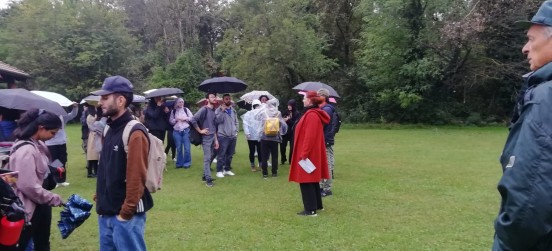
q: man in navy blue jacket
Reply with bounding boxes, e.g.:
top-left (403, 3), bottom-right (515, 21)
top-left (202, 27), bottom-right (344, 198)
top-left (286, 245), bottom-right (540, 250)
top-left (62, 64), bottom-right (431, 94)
top-left (493, 1), bottom-right (552, 250)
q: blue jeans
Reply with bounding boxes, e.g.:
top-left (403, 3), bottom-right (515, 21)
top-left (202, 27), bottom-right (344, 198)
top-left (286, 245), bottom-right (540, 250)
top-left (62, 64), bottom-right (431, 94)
top-left (173, 128), bottom-right (191, 167)
top-left (216, 136), bottom-right (236, 172)
top-left (98, 213), bottom-right (146, 251)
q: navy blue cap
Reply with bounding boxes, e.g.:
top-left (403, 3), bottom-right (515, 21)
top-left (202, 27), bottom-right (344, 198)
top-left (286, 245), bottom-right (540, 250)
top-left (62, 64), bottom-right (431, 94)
top-left (517, 1), bottom-right (552, 28)
top-left (91, 76), bottom-right (134, 96)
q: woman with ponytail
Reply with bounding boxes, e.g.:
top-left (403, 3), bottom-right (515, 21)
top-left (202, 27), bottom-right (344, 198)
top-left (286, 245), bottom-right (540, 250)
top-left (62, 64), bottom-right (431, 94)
top-left (288, 91), bottom-right (330, 217)
top-left (7, 108), bottom-right (64, 251)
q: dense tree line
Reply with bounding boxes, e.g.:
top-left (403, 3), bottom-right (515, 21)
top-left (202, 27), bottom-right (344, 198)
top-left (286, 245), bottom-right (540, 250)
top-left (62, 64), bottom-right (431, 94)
top-left (0, 0), bottom-right (541, 124)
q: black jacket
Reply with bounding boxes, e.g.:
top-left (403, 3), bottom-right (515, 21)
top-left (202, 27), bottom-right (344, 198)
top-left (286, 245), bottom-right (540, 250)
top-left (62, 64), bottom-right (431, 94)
top-left (144, 102), bottom-right (168, 131)
top-left (96, 111), bottom-right (153, 216)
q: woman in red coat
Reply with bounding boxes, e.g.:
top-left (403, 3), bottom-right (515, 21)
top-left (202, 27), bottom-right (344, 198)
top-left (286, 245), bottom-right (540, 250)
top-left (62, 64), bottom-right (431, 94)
top-left (288, 91), bottom-right (330, 216)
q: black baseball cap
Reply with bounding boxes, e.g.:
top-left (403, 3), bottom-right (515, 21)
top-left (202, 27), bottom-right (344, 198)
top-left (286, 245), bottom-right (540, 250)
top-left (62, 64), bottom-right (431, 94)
top-left (516, 1), bottom-right (552, 28)
top-left (91, 76), bottom-right (134, 96)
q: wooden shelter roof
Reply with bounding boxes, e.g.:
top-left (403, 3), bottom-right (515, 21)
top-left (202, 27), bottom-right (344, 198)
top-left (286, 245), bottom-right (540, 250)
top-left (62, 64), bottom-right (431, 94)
top-left (0, 61), bottom-right (30, 83)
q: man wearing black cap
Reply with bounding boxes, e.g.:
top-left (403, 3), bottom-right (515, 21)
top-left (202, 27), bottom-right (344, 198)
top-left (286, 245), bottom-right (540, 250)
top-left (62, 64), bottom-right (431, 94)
top-left (91, 76), bottom-right (152, 251)
top-left (493, 1), bottom-right (552, 250)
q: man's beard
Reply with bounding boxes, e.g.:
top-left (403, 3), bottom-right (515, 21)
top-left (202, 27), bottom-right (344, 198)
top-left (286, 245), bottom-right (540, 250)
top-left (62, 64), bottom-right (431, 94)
top-left (103, 106), bottom-right (119, 117)
top-left (224, 101), bottom-right (231, 106)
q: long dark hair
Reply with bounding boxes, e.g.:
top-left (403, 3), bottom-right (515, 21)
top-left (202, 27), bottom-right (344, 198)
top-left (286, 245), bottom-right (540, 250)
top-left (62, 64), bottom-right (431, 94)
top-left (13, 109), bottom-right (62, 140)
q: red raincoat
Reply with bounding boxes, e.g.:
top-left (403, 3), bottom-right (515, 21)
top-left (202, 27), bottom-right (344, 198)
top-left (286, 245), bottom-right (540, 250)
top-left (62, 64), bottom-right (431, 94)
top-left (288, 107), bottom-right (330, 183)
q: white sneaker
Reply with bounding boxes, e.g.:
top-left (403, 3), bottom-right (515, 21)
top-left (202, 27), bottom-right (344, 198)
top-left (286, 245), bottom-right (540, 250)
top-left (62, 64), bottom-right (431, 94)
top-left (213, 159), bottom-right (218, 163)
top-left (223, 171), bottom-right (235, 176)
top-left (216, 172), bottom-right (224, 178)
top-left (59, 182), bottom-right (70, 187)
top-left (268, 162), bottom-right (272, 167)
top-left (173, 158), bottom-right (176, 161)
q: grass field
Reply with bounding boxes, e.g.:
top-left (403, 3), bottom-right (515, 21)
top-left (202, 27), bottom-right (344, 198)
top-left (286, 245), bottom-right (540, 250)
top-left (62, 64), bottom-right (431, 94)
top-left (47, 124), bottom-right (506, 250)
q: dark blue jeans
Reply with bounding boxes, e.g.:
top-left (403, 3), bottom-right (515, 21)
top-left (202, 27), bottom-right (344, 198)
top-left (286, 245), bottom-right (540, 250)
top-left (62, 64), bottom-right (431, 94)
top-left (216, 136), bottom-right (236, 172)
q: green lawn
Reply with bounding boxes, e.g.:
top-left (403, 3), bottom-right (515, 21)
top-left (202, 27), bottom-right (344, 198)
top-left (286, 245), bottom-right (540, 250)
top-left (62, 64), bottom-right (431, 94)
top-left (48, 124), bottom-right (506, 250)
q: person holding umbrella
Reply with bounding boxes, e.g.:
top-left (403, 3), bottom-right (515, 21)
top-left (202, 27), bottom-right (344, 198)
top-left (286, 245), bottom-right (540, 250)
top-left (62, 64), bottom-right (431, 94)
top-left (144, 97), bottom-right (169, 142)
top-left (214, 94), bottom-right (238, 178)
top-left (7, 108), bottom-right (65, 250)
top-left (288, 91), bottom-right (330, 216)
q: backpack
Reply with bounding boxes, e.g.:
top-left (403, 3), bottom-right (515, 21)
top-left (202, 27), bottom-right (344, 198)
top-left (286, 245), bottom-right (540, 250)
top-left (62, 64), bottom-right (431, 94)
top-left (323, 104), bottom-right (342, 134)
top-left (190, 107), bottom-right (207, 146)
top-left (6, 141), bottom-right (59, 191)
top-left (264, 111), bottom-right (280, 136)
top-left (120, 120), bottom-right (167, 193)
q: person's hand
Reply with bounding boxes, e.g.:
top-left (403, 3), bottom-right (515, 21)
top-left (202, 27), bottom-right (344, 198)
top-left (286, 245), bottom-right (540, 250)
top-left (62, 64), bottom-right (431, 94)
top-left (200, 128), bottom-right (209, 135)
top-left (72, 102), bottom-right (78, 107)
top-left (164, 107), bottom-right (170, 113)
top-left (93, 193), bottom-right (97, 202)
top-left (116, 215), bottom-right (129, 222)
top-left (214, 141), bottom-right (219, 150)
top-left (246, 134), bottom-right (250, 139)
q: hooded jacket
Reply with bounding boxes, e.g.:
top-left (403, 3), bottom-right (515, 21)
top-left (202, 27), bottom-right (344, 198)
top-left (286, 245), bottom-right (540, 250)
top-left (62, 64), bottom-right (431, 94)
top-left (493, 61), bottom-right (552, 251)
top-left (288, 107), bottom-right (330, 183)
top-left (255, 98), bottom-right (287, 142)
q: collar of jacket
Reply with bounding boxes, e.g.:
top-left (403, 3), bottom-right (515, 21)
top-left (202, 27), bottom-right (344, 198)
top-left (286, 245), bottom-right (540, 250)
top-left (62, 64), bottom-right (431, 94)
top-left (527, 61), bottom-right (552, 87)
top-left (107, 110), bottom-right (133, 130)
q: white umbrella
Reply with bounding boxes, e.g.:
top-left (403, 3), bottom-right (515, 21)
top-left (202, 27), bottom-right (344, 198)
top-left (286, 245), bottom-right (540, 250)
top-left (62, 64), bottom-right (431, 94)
top-left (31, 90), bottom-right (74, 107)
top-left (239, 90), bottom-right (275, 104)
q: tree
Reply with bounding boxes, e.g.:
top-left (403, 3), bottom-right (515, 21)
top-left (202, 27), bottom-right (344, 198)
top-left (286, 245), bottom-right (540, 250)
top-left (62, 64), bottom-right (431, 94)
top-left (217, 0), bottom-right (336, 97)
top-left (0, 0), bottom-right (142, 100)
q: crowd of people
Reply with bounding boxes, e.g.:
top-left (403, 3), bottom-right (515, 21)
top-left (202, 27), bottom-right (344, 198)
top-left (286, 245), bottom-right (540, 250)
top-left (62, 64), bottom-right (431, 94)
top-left (0, 74), bottom-right (340, 250)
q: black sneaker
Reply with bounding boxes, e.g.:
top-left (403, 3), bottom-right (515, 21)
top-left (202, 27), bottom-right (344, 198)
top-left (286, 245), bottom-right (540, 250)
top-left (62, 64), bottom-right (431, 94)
top-left (272, 173), bottom-right (277, 177)
top-left (297, 210), bottom-right (317, 217)
top-left (206, 180), bottom-right (214, 187)
top-left (322, 190), bottom-right (333, 197)
top-left (202, 176), bottom-right (215, 182)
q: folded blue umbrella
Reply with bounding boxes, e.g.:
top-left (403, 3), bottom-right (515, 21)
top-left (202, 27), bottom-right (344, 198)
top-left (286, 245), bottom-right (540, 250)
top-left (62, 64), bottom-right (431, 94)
top-left (58, 194), bottom-right (93, 239)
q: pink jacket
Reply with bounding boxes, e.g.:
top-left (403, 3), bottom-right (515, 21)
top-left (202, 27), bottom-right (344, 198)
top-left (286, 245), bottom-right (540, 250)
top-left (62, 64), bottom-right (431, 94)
top-left (8, 139), bottom-right (63, 221)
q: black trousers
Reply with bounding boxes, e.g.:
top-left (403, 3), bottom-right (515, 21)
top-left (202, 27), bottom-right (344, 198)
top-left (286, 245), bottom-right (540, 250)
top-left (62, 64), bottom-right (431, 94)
top-left (247, 140), bottom-right (261, 166)
top-left (47, 144), bottom-right (67, 182)
top-left (13, 204), bottom-right (52, 251)
top-left (87, 160), bottom-right (98, 175)
top-left (150, 130), bottom-right (166, 143)
top-left (299, 183), bottom-right (323, 212)
top-left (260, 140), bottom-right (279, 175)
top-left (165, 129), bottom-right (176, 158)
top-left (280, 135), bottom-right (293, 164)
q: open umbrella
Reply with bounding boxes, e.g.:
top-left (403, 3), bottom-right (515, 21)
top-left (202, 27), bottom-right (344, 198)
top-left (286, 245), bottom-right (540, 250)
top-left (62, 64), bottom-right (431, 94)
top-left (58, 194), bottom-right (93, 239)
top-left (198, 77), bottom-right (247, 93)
top-left (81, 94), bottom-right (147, 106)
top-left (30, 91), bottom-right (74, 107)
top-left (0, 89), bottom-right (67, 116)
top-left (145, 88), bottom-right (184, 98)
top-left (239, 90), bottom-right (275, 104)
top-left (292, 82), bottom-right (340, 98)
top-left (143, 89), bottom-right (157, 95)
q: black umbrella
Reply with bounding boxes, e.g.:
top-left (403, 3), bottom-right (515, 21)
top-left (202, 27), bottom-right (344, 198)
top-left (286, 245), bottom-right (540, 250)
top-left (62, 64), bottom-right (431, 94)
top-left (292, 82), bottom-right (340, 98)
top-left (0, 89), bottom-right (67, 116)
top-left (198, 77), bottom-right (247, 93)
top-left (58, 194), bottom-right (93, 239)
top-left (145, 88), bottom-right (184, 98)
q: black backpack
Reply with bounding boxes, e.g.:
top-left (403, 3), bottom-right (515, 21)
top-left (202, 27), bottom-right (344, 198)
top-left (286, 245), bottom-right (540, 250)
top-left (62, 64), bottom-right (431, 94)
top-left (323, 104), bottom-right (342, 134)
